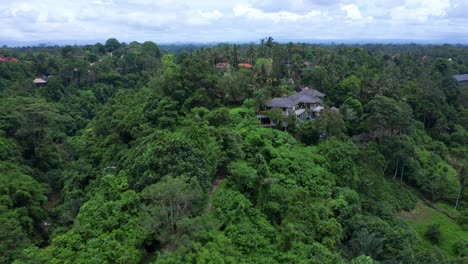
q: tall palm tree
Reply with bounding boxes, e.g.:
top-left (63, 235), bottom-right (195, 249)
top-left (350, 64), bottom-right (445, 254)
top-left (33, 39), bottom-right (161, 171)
top-left (246, 43), bottom-right (257, 65)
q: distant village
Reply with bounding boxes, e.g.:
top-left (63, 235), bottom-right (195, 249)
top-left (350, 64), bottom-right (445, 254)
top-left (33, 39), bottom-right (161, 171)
top-left (3, 53), bottom-right (467, 129)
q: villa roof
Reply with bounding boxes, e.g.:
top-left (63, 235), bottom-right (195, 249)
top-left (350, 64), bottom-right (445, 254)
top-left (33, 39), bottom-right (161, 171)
top-left (265, 87), bottom-right (325, 109)
top-left (299, 87), bottom-right (326, 97)
top-left (0, 56), bottom-right (20, 62)
top-left (238, 63), bottom-right (252, 68)
top-left (265, 97), bottom-right (295, 108)
top-left (216, 62), bottom-right (231, 68)
top-left (453, 74), bottom-right (468, 82)
top-left (33, 78), bottom-right (48, 84)
top-left (289, 94), bottom-right (322, 104)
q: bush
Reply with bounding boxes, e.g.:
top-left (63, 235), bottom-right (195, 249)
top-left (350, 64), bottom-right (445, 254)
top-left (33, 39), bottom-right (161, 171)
top-left (457, 209), bottom-right (468, 231)
top-left (453, 238), bottom-right (468, 257)
top-left (425, 224), bottom-right (442, 245)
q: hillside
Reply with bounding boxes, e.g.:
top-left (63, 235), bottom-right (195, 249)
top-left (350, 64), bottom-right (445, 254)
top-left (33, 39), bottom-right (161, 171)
top-left (0, 40), bottom-right (467, 263)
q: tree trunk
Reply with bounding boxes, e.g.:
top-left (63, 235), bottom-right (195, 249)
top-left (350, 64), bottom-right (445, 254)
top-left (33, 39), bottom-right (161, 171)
top-left (455, 171), bottom-right (466, 210)
top-left (400, 160), bottom-right (405, 184)
top-left (393, 159), bottom-right (399, 180)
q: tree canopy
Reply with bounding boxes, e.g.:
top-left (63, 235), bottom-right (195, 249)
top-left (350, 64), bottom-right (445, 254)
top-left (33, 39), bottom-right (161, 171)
top-left (1, 40), bottom-right (467, 263)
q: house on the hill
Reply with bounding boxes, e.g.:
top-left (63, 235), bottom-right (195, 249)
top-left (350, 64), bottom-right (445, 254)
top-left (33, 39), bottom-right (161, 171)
top-left (261, 87), bottom-right (326, 126)
top-left (303, 61), bottom-right (313, 67)
top-left (215, 62), bottom-right (231, 70)
top-left (33, 78), bottom-right (48, 87)
top-left (265, 97), bottom-right (296, 116)
top-left (453, 74), bottom-right (468, 85)
top-left (238, 63), bottom-right (252, 68)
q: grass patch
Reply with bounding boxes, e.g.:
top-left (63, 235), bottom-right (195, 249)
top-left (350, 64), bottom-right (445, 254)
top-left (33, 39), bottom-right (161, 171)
top-left (435, 202), bottom-right (460, 218)
top-left (398, 201), bottom-right (468, 257)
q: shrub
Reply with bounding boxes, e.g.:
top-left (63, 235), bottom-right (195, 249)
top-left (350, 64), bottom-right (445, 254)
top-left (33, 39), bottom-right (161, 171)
top-left (453, 238), bottom-right (468, 257)
top-left (425, 224), bottom-right (442, 245)
top-left (457, 209), bottom-right (468, 231)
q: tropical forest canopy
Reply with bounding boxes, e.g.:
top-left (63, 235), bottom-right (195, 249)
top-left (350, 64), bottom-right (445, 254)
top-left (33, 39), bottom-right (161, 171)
top-left (1, 38), bottom-right (468, 263)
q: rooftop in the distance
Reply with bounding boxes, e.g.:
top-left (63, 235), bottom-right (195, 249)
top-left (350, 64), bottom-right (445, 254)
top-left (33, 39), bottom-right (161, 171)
top-left (0, 55), bottom-right (20, 62)
top-left (453, 74), bottom-right (468, 82)
top-left (299, 87), bottom-right (326, 97)
top-left (33, 78), bottom-right (48, 84)
top-left (265, 87), bottom-right (325, 108)
top-left (265, 97), bottom-right (295, 108)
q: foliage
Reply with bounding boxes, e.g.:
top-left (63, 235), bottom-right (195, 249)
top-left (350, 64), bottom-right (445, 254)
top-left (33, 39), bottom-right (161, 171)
top-left (141, 176), bottom-right (207, 244)
top-left (453, 238), bottom-right (468, 258)
top-left (1, 41), bottom-right (468, 263)
top-left (15, 172), bottom-right (146, 264)
top-left (425, 224), bottom-right (442, 245)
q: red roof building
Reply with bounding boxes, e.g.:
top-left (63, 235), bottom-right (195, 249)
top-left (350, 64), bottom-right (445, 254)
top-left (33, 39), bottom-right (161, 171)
top-left (0, 56), bottom-right (20, 62)
top-left (238, 63), bottom-right (252, 68)
top-left (216, 62), bottom-right (231, 69)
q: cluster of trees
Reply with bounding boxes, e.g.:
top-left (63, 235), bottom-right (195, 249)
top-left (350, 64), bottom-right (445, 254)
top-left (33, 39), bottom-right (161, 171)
top-left (0, 38), bottom-right (467, 263)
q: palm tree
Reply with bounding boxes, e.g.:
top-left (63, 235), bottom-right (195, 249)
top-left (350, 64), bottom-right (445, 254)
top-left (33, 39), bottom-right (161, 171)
top-left (246, 43), bottom-right (256, 65)
top-left (346, 231), bottom-right (385, 260)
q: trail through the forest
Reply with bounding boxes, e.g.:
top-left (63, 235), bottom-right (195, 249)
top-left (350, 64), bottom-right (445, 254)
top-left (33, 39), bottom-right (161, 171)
top-left (207, 170), bottom-right (227, 212)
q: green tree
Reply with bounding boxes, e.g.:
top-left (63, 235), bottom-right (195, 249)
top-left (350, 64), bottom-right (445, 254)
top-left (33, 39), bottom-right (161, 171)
top-left (104, 38), bottom-right (121, 52)
top-left (365, 96), bottom-right (414, 141)
top-left (317, 139), bottom-right (358, 187)
top-left (317, 109), bottom-right (346, 138)
top-left (141, 176), bottom-right (207, 244)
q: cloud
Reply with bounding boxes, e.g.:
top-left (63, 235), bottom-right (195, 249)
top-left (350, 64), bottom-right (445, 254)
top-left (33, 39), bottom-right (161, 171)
top-left (0, 0), bottom-right (466, 44)
top-left (233, 4), bottom-right (323, 23)
top-left (187, 10), bottom-right (223, 25)
top-left (340, 4), bottom-right (363, 20)
top-left (389, 0), bottom-right (451, 23)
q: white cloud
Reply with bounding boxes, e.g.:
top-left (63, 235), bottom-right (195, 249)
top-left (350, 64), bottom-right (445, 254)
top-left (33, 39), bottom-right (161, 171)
top-left (340, 4), bottom-right (363, 20)
top-left (187, 10), bottom-right (223, 25)
top-left (233, 4), bottom-right (322, 23)
top-left (390, 0), bottom-right (451, 23)
top-left (0, 0), bottom-right (466, 44)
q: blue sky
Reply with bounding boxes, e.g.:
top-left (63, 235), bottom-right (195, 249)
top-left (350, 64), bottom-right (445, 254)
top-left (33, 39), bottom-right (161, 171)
top-left (0, 0), bottom-right (467, 45)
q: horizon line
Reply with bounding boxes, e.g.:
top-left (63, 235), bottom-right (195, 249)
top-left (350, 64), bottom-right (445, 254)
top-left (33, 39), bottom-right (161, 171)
top-left (2, 38), bottom-right (468, 48)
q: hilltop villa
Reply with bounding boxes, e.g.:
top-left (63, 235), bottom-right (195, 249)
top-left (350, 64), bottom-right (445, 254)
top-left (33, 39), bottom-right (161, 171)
top-left (257, 87), bottom-right (326, 126)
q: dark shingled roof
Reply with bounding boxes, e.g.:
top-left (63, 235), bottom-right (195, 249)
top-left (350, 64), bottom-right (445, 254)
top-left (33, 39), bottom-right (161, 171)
top-left (265, 97), bottom-right (295, 108)
top-left (299, 87), bottom-right (326, 97)
top-left (265, 87), bottom-right (326, 109)
top-left (289, 94), bottom-right (322, 104)
top-left (453, 74), bottom-right (468, 82)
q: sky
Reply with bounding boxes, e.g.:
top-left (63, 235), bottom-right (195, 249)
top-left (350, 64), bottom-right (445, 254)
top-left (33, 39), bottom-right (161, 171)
top-left (0, 0), bottom-right (467, 45)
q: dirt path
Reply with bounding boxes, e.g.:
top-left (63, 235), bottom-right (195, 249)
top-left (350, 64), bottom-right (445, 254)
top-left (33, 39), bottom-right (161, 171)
top-left (44, 194), bottom-right (60, 209)
top-left (207, 169), bottom-right (228, 212)
top-left (421, 200), bottom-right (456, 221)
top-left (399, 183), bottom-right (456, 221)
